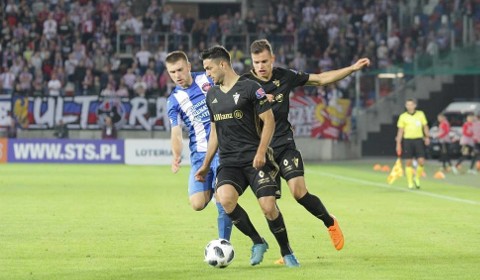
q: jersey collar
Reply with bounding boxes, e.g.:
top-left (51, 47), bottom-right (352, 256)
top-left (250, 68), bottom-right (274, 82)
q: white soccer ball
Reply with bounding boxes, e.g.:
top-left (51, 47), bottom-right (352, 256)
top-left (204, 239), bottom-right (235, 268)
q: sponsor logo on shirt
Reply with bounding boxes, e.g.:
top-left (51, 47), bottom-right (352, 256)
top-left (201, 82), bottom-right (211, 93)
top-left (255, 88), bottom-right (266, 99)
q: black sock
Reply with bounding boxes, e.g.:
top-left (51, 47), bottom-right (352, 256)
top-left (297, 192), bottom-right (334, 227)
top-left (227, 204), bottom-right (263, 244)
top-left (267, 212), bottom-right (292, 256)
top-left (471, 158), bottom-right (477, 169)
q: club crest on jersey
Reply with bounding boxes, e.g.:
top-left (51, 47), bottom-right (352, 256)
top-left (255, 88), bottom-right (266, 99)
top-left (273, 79), bottom-right (280, 87)
top-left (201, 82), bottom-right (211, 93)
top-left (293, 157), bottom-right (299, 168)
top-left (233, 92), bottom-right (240, 104)
top-left (275, 93), bottom-right (284, 103)
top-left (233, 110), bottom-right (243, 119)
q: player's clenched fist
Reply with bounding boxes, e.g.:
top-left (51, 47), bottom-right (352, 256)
top-left (253, 152), bottom-right (266, 170)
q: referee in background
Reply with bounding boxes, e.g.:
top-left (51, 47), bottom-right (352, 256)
top-left (396, 99), bottom-right (430, 189)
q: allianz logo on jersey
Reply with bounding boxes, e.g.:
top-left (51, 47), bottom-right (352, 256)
top-left (213, 110), bottom-right (244, 121)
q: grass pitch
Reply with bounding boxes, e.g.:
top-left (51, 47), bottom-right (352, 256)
top-left (1, 160), bottom-right (479, 280)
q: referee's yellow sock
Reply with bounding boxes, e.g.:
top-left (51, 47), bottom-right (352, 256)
top-left (406, 166), bottom-right (414, 188)
top-left (416, 165), bottom-right (424, 180)
top-left (415, 165), bottom-right (424, 187)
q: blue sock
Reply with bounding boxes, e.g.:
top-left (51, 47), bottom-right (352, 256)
top-left (216, 202), bottom-right (233, 240)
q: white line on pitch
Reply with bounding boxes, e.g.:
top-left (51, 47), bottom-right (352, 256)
top-left (306, 170), bottom-right (480, 206)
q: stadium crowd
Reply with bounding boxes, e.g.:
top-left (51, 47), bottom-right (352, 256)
top-left (0, 0), bottom-right (479, 105)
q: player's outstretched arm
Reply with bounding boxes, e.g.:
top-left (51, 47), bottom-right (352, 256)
top-left (396, 128), bottom-right (404, 156)
top-left (423, 124), bottom-right (431, 146)
top-left (306, 57), bottom-right (370, 86)
top-left (195, 122), bottom-right (219, 182)
top-left (170, 126), bottom-right (183, 173)
top-left (253, 109), bottom-right (275, 170)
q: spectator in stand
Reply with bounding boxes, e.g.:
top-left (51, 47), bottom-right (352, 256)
top-left (93, 49), bottom-right (108, 73)
top-left (136, 46), bottom-right (152, 75)
top-left (122, 67), bottom-right (137, 90)
top-left (142, 69), bottom-right (157, 94)
top-left (102, 116), bottom-right (117, 140)
top-left (72, 59), bottom-right (86, 95)
top-left (7, 117), bottom-right (17, 139)
top-left (47, 72), bottom-right (62, 96)
top-left (17, 66), bottom-right (33, 95)
top-left (100, 82), bottom-right (116, 97)
top-left (184, 13), bottom-right (196, 33)
top-left (32, 69), bottom-right (45, 96)
top-left (82, 68), bottom-right (94, 95)
top-left (318, 52), bottom-right (333, 72)
top-left (157, 68), bottom-right (170, 96)
top-left (171, 13), bottom-right (184, 49)
top-left (160, 5), bottom-right (173, 32)
top-left (43, 13), bottom-right (57, 41)
top-left (115, 79), bottom-right (129, 98)
top-left (133, 76), bottom-right (147, 97)
top-left (53, 119), bottom-right (69, 139)
top-left (0, 68), bottom-right (16, 95)
top-left (154, 45), bottom-right (167, 73)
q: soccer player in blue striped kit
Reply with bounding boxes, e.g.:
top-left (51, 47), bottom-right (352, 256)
top-left (166, 51), bottom-right (232, 240)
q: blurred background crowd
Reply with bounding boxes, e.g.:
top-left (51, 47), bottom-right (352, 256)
top-left (1, 0), bottom-right (479, 106)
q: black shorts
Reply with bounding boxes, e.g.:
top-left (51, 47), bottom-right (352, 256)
top-left (461, 145), bottom-right (475, 156)
top-left (402, 138), bottom-right (425, 159)
top-left (274, 143), bottom-right (305, 181)
top-left (215, 162), bottom-right (279, 198)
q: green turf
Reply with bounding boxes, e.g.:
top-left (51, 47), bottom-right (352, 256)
top-left (1, 161), bottom-right (479, 280)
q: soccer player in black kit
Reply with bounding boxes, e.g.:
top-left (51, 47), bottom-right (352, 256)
top-left (243, 39), bottom-right (370, 264)
top-left (195, 46), bottom-right (300, 267)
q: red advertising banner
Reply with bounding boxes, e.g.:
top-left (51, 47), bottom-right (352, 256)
top-left (288, 96), bottom-right (351, 140)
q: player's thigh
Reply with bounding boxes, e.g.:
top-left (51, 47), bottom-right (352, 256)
top-left (244, 165), bottom-right (278, 199)
top-left (277, 147), bottom-right (305, 181)
top-left (413, 139), bottom-right (426, 158)
top-left (216, 165), bottom-right (249, 200)
top-left (189, 154), bottom-right (213, 197)
top-left (402, 139), bottom-right (416, 159)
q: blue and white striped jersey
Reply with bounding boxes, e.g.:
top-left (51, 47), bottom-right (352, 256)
top-left (167, 72), bottom-right (213, 153)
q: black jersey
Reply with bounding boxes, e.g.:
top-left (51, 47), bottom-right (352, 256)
top-left (242, 67), bottom-right (309, 149)
top-left (206, 79), bottom-right (272, 167)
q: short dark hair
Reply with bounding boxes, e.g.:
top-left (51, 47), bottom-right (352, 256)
top-left (250, 39), bottom-right (273, 55)
top-left (165, 51), bottom-right (189, 64)
top-left (406, 98), bottom-right (417, 104)
top-left (200, 45), bottom-right (231, 63)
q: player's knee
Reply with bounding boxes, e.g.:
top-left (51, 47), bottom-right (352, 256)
top-left (217, 193), bottom-right (236, 213)
top-left (189, 195), bottom-right (208, 211)
top-left (258, 196), bottom-right (278, 219)
top-left (288, 178), bottom-right (307, 200)
top-left (190, 200), bottom-right (207, 211)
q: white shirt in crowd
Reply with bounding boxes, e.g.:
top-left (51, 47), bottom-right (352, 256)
top-left (136, 50), bottom-right (152, 66)
top-left (43, 19), bottom-right (58, 39)
top-left (0, 71), bottom-right (16, 90)
top-left (48, 79), bottom-right (62, 96)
